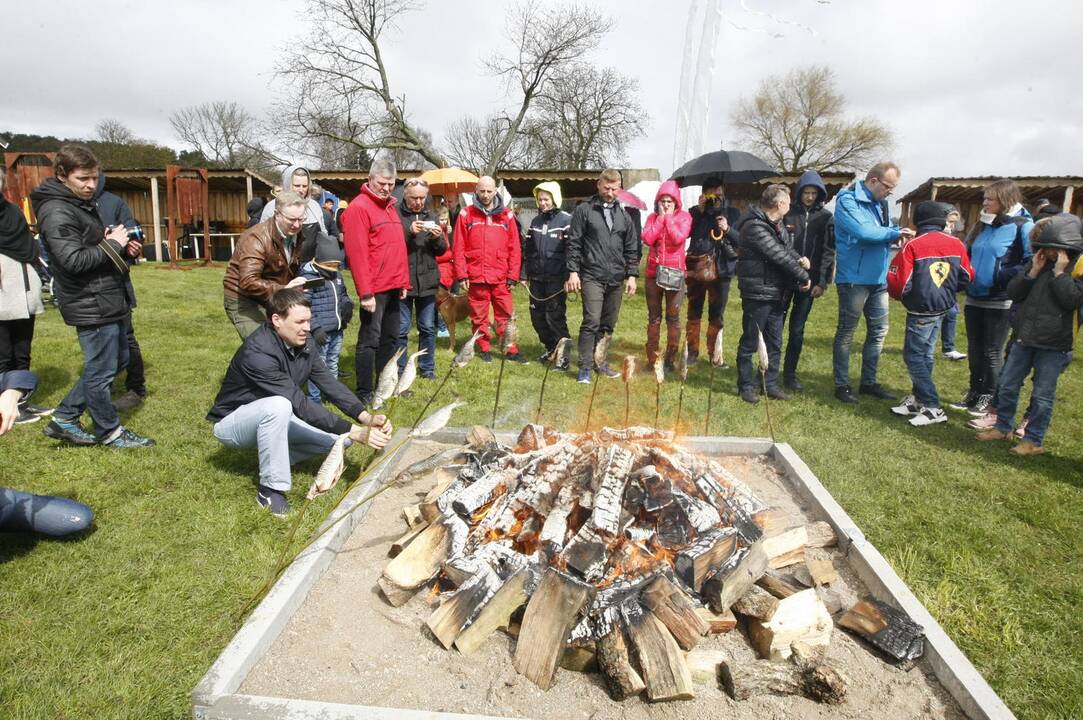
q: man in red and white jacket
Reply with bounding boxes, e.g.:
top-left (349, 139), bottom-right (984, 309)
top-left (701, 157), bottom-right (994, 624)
top-left (453, 176), bottom-right (525, 362)
top-left (340, 160), bottom-right (410, 406)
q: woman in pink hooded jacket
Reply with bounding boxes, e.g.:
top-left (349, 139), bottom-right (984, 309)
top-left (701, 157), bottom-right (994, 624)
top-left (642, 180), bottom-right (692, 371)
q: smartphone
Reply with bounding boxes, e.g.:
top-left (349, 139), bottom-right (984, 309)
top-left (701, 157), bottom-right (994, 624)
top-left (302, 278), bottom-right (324, 290)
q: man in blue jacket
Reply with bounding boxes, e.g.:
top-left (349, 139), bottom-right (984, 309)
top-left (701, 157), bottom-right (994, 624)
top-left (831, 162), bottom-right (915, 403)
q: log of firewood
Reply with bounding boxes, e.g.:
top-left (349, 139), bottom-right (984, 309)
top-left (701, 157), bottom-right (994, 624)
top-left (746, 588), bottom-right (833, 661)
top-left (454, 569), bottom-right (529, 656)
top-left (513, 568), bottom-right (594, 690)
top-left (389, 521), bottom-right (429, 558)
top-left (622, 602), bottom-right (695, 701)
top-left (806, 558), bottom-right (838, 586)
top-left (426, 569), bottom-right (499, 649)
top-left (420, 471), bottom-right (459, 522)
top-left (757, 508), bottom-right (790, 536)
top-left (694, 606), bottom-right (737, 634)
top-left (451, 467), bottom-right (513, 518)
top-left (721, 655), bottom-right (847, 704)
top-left (837, 596), bottom-right (925, 661)
top-left (467, 425), bottom-right (496, 449)
top-left (684, 649), bottom-right (728, 686)
top-left (538, 484), bottom-right (575, 549)
top-left (763, 525), bottom-right (808, 569)
top-left (805, 520), bottom-right (838, 548)
top-left (402, 504), bottom-right (424, 528)
top-left (756, 568), bottom-right (805, 599)
top-left (675, 526), bottom-right (738, 592)
top-left (701, 540), bottom-right (768, 613)
top-left (596, 619), bottom-right (646, 700)
top-left (640, 576), bottom-right (709, 651)
top-left (379, 521), bottom-right (450, 606)
top-left (590, 446), bottom-right (635, 536)
top-left (731, 584), bottom-right (779, 622)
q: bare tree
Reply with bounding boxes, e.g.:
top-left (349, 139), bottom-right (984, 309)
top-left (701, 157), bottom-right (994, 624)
top-left (170, 101), bottom-right (270, 167)
top-left (730, 66), bottom-right (894, 172)
top-left (377, 127), bottom-right (437, 171)
top-left (524, 64), bottom-right (648, 169)
top-left (94, 118), bottom-right (135, 145)
top-left (444, 115), bottom-right (536, 171)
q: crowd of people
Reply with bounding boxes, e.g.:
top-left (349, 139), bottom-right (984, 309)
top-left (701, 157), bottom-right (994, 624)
top-left (3, 143), bottom-right (1082, 523)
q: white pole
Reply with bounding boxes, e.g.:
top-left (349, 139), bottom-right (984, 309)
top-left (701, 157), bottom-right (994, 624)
top-left (150, 176), bottom-right (163, 262)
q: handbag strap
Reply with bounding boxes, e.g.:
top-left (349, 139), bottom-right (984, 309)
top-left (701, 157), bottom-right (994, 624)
top-left (654, 215), bottom-right (676, 267)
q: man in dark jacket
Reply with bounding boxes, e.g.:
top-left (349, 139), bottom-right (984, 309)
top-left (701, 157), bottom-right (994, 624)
top-left (93, 173), bottom-right (147, 411)
top-left (565, 169), bottom-right (640, 382)
top-left (30, 145), bottom-right (154, 448)
top-left (781, 170), bottom-right (836, 391)
top-left (685, 178), bottom-right (741, 366)
top-left (397, 178), bottom-right (446, 378)
top-left (523, 181), bottom-right (572, 368)
top-left (208, 288), bottom-right (391, 516)
top-left (735, 184), bottom-right (811, 403)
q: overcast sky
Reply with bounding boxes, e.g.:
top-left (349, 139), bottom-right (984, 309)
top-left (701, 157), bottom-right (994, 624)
top-left (4, 0), bottom-right (1081, 199)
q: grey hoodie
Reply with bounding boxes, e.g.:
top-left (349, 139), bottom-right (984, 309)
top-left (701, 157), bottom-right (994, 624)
top-left (259, 164), bottom-right (327, 231)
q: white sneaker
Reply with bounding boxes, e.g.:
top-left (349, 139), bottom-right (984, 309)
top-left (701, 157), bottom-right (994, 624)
top-left (943, 350), bottom-right (967, 361)
top-left (891, 395), bottom-right (920, 416)
top-left (910, 406), bottom-right (948, 426)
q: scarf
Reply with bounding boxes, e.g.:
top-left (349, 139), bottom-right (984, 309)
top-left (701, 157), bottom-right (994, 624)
top-left (0, 198), bottom-right (38, 264)
top-left (980, 202), bottom-right (1023, 226)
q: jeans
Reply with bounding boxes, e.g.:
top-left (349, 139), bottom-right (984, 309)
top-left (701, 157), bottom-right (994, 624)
top-left (903, 313), bottom-right (944, 408)
top-left (0, 487), bottom-right (94, 537)
top-left (737, 298), bottom-right (787, 392)
top-left (940, 302), bottom-right (960, 353)
top-left (964, 304), bottom-right (1011, 394)
top-left (397, 295), bottom-right (437, 375)
top-left (355, 291), bottom-right (400, 401)
top-left (0, 317), bottom-right (35, 372)
top-left (578, 279), bottom-right (624, 370)
top-left (832, 283), bottom-right (889, 388)
top-left (994, 342), bottom-right (1072, 446)
top-left (212, 395), bottom-right (343, 492)
top-left (782, 290), bottom-right (815, 381)
top-left (55, 320), bottom-right (128, 438)
top-left (307, 330), bottom-right (344, 402)
top-left (124, 312), bottom-right (146, 394)
top-left (528, 278), bottom-right (570, 353)
top-left (224, 295), bottom-right (266, 341)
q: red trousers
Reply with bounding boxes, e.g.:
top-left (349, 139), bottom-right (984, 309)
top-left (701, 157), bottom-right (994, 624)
top-left (467, 282), bottom-right (516, 352)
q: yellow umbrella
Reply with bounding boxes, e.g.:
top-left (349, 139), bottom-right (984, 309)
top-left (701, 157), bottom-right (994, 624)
top-left (418, 167), bottom-right (480, 197)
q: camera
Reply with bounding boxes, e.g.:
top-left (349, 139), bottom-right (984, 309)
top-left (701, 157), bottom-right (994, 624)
top-left (420, 220), bottom-right (440, 231)
top-left (124, 225), bottom-right (144, 243)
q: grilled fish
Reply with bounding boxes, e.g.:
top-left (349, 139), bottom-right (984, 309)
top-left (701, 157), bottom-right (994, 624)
top-left (410, 399), bottom-right (466, 437)
top-left (372, 347), bottom-right (406, 409)
top-left (395, 349), bottom-right (428, 397)
top-left (307, 432), bottom-right (348, 499)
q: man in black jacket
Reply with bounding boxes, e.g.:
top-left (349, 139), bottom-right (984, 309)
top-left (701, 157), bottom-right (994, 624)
top-left (396, 178), bottom-right (446, 379)
top-left (30, 145), bottom-right (154, 448)
top-left (523, 181), bottom-right (572, 368)
top-left (781, 170), bottom-right (835, 391)
top-left (735, 184), bottom-right (811, 403)
top-left (208, 288), bottom-right (392, 516)
top-left (564, 169), bottom-right (639, 382)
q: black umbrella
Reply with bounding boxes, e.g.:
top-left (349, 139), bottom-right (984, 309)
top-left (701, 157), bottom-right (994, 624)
top-left (671, 150), bottom-right (778, 187)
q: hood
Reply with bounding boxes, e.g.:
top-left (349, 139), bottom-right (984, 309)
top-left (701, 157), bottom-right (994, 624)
top-left (794, 169), bottom-right (827, 207)
top-left (30, 176), bottom-right (91, 215)
top-left (654, 180), bottom-right (683, 211)
top-left (94, 172), bottom-right (108, 199)
top-left (279, 164), bottom-right (311, 197)
top-left (473, 191), bottom-right (505, 216)
top-left (246, 197), bottom-right (265, 216)
top-left (1031, 214), bottom-right (1083, 254)
top-left (533, 181), bottom-right (563, 211)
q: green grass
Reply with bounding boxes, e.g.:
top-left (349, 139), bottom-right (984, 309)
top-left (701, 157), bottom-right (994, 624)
top-left (1, 264), bottom-right (1080, 719)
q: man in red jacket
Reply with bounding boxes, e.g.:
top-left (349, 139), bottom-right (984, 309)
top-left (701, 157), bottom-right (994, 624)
top-left (340, 159), bottom-right (410, 406)
top-left (453, 176), bottom-right (525, 362)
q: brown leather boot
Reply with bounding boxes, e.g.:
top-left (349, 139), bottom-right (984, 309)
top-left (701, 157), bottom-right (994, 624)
top-left (665, 318), bottom-right (682, 368)
top-left (685, 319), bottom-right (701, 359)
top-left (646, 321), bottom-right (661, 366)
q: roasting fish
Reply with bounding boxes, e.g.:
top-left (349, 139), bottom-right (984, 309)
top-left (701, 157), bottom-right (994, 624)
top-left (593, 333), bottom-right (612, 369)
top-left (453, 330), bottom-right (484, 368)
top-left (307, 432), bottom-right (348, 499)
top-left (621, 355), bottom-right (636, 383)
top-left (395, 349), bottom-right (428, 397)
top-left (502, 315), bottom-right (519, 352)
top-left (711, 326), bottom-right (725, 366)
top-left (410, 399), bottom-right (466, 437)
top-left (552, 336), bottom-right (570, 367)
top-left (756, 329), bottom-right (769, 373)
top-left (654, 359), bottom-right (664, 384)
top-left (372, 347), bottom-right (406, 409)
top-left (677, 344), bottom-right (688, 382)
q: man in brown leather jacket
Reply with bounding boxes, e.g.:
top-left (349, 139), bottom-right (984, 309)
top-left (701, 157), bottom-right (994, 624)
top-left (223, 191), bottom-right (308, 339)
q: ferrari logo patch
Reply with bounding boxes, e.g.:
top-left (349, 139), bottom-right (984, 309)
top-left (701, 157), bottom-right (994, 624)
top-left (928, 261), bottom-right (950, 288)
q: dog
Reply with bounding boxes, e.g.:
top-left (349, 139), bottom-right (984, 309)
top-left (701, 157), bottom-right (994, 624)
top-left (435, 285), bottom-right (473, 352)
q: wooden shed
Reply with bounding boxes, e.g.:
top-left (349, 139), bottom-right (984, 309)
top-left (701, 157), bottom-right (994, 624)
top-left (719, 171), bottom-right (856, 211)
top-left (897, 176), bottom-right (1083, 231)
top-left (3, 152), bottom-right (56, 218)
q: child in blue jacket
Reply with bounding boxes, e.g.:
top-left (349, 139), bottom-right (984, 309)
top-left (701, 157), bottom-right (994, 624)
top-left (300, 234), bottom-right (354, 402)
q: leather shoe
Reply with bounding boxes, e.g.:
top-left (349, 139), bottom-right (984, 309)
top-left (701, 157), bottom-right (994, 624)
top-left (765, 387), bottom-right (791, 400)
top-left (739, 388), bottom-right (760, 404)
top-left (858, 383), bottom-right (896, 401)
top-left (835, 385), bottom-right (858, 404)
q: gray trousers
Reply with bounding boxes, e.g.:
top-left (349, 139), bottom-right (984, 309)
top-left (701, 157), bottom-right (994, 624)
top-left (224, 295), bottom-right (266, 341)
top-left (577, 279), bottom-right (624, 370)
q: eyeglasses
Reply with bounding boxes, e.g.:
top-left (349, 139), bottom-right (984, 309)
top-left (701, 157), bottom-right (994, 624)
top-left (276, 210), bottom-right (305, 224)
top-left (875, 178), bottom-right (898, 194)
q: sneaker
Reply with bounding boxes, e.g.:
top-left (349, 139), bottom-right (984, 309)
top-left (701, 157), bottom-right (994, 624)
top-left (975, 428), bottom-right (1011, 441)
top-left (104, 427), bottom-right (156, 448)
top-left (577, 368), bottom-right (592, 384)
top-left (114, 389), bottom-right (146, 411)
top-left (765, 387), bottom-right (790, 400)
top-left (420, 372), bottom-right (436, 380)
top-left (15, 409), bottom-right (42, 424)
top-left (968, 393), bottom-right (993, 417)
top-left (1014, 417), bottom-right (1029, 439)
top-left (506, 351), bottom-right (528, 364)
top-left (538, 350), bottom-right (553, 364)
top-left (436, 328), bottom-right (450, 339)
top-left (949, 390), bottom-right (979, 411)
top-left (555, 356), bottom-right (570, 371)
top-left (19, 402), bottom-right (53, 417)
top-left (1010, 440), bottom-right (1045, 456)
top-left (966, 413), bottom-right (998, 430)
top-left (909, 406), bottom-right (947, 426)
top-left (835, 385), bottom-right (858, 404)
top-left (891, 395), bottom-right (921, 416)
top-left (479, 351), bottom-right (492, 363)
top-left (740, 387), bottom-right (760, 404)
top-left (597, 363), bottom-right (620, 379)
top-left (858, 383), bottom-right (896, 401)
top-left (43, 418), bottom-right (98, 446)
top-left (256, 485), bottom-right (290, 518)
top-left (943, 350), bottom-right (967, 361)
top-left (782, 377), bottom-right (804, 392)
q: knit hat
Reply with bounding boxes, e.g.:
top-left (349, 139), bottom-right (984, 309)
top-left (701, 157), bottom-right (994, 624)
top-left (913, 201), bottom-right (953, 229)
top-left (313, 232), bottom-right (342, 269)
top-left (1031, 214), bottom-right (1083, 253)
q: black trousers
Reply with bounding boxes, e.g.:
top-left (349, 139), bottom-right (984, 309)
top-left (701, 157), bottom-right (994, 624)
top-left (578, 279), bottom-right (624, 370)
top-left (0, 317), bottom-right (34, 373)
top-left (964, 304), bottom-right (1011, 394)
top-left (355, 291), bottom-right (401, 401)
top-left (123, 312), bottom-right (146, 394)
top-left (529, 278), bottom-right (570, 353)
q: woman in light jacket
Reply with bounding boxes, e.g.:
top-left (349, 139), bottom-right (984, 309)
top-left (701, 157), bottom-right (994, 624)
top-left (642, 180), bottom-right (692, 373)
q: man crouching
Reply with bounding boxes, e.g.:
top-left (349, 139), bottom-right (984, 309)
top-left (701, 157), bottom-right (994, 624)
top-left (207, 288), bottom-right (391, 517)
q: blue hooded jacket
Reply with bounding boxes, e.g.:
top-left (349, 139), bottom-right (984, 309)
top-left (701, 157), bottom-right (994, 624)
top-left (833, 180), bottom-right (900, 285)
top-left (965, 208), bottom-right (1033, 301)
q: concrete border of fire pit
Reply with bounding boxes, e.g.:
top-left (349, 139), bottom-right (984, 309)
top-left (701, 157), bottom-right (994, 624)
top-left (191, 430), bottom-right (1015, 720)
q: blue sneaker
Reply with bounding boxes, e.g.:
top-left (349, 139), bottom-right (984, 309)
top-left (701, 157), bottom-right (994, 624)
top-left (43, 418), bottom-right (98, 446)
top-left (103, 427), bottom-right (156, 448)
top-left (257, 485), bottom-right (290, 518)
top-left (436, 328), bottom-right (450, 338)
top-left (596, 363), bottom-right (620, 379)
top-left (577, 368), bottom-right (592, 384)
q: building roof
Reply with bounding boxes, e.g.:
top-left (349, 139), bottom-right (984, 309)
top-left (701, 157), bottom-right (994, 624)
top-left (103, 168), bottom-right (276, 194)
top-left (897, 176), bottom-right (1083, 205)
